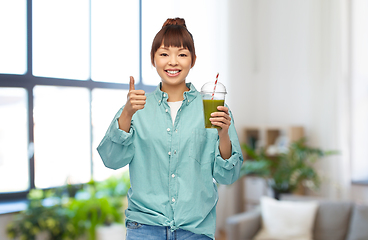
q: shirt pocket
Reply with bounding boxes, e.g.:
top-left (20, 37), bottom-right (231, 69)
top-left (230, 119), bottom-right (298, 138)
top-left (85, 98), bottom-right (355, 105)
top-left (189, 128), bottom-right (218, 165)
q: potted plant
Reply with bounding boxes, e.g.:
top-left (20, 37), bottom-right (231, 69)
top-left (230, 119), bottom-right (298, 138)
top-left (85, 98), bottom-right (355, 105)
top-left (67, 178), bottom-right (126, 240)
top-left (241, 138), bottom-right (338, 199)
top-left (6, 188), bottom-right (80, 240)
top-left (7, 171), bottom-right (130, 240)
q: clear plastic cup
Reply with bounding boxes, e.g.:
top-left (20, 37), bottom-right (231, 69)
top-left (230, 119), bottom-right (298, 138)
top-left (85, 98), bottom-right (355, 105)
top-left (200, 82), bottom-right (227, 128)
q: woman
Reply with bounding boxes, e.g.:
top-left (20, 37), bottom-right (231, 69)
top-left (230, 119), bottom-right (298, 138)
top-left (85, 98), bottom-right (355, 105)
top-left (97, 17), bottom-right (243, 240)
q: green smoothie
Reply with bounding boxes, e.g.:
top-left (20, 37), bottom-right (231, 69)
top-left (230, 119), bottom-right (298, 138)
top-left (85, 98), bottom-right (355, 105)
top-left (203, 99), bottom-right (225, 128)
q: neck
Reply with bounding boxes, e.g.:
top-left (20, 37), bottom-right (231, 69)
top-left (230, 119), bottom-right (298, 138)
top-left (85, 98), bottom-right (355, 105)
top-left (161, 82), bottom-right (190, 102)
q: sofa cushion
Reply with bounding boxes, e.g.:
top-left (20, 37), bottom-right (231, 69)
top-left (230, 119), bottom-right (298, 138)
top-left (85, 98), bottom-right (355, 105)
top-left (346, 204), bottom-right (368, 240)
top-left (254, 196), bottom-right (318, 240)
top-left (280, 195), bottom-right (353, 240)
top-left (313, 200), bottom-right (353, 240)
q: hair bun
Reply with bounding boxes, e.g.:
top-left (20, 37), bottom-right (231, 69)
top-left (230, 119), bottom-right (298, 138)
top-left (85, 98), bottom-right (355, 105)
top-left (162, 18), bottom-right (187, 28)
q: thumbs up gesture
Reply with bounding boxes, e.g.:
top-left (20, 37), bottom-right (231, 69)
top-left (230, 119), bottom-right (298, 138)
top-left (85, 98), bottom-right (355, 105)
top-left (124, 76), bottom-right (146, 117)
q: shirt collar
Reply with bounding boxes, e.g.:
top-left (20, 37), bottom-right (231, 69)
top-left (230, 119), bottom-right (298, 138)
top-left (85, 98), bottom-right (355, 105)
top-left (153, 82), bottom-right (199, 106)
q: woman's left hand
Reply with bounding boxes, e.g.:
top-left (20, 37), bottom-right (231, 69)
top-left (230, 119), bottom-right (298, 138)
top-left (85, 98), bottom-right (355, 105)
top-left (209, 106), bottom-right (231, 135)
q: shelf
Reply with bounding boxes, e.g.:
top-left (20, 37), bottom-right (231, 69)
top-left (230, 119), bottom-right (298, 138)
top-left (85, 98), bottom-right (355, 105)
top-left (241, 126), bottom-right (305, 210)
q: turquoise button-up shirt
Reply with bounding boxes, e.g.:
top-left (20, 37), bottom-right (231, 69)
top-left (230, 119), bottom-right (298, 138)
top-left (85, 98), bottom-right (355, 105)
top-left (97, 83), bottom-right (243, 239)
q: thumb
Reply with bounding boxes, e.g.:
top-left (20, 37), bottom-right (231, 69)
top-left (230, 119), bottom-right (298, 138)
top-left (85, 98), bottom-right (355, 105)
top-left (129, 76), bottom-right (135, 91)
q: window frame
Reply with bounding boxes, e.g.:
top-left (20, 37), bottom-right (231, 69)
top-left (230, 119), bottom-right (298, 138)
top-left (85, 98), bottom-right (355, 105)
top-left (0, 0), bottom-right (155, 201)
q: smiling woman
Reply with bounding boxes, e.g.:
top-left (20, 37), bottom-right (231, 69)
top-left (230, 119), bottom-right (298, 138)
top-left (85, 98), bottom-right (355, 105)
top-left (141, 0), bottom-right (227, 87)
top-left (153, 46), bottom-right (193, 93)
top-left (150, 19), bottom-right (196, 92)
top-left (97, 17), bottom-right (243, 240)
top-left (0, 0), bottom-right (228, 206)
top-left (150, 19), bottom-right (196, 67)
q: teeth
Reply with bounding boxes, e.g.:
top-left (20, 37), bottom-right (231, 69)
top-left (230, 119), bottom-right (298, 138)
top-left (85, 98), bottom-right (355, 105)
top-left (167, 70), bottom-right (179, 74)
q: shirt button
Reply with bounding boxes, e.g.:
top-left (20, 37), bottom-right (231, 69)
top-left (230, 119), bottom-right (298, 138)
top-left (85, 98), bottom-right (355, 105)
top-left (188, 100), bottom-right (190, 102)
top-left (163, 94), bottom-right (166, 97)
top-left (172, 174), bottom-right (175, 178)
top-left (165, 109), bottom-right (168, 112)
top-left (172, 198), bottom-right (175, 202)
top-left (168, 152), bottom-right (171, 155)
top-left (167, 128), bottom-right (170, 132)
top-left (174, 150), bottom-right (177, 154)
top-left (175, 129), bottom-right (178, 133)
top-left (158, 100), bottom-right (161, 103)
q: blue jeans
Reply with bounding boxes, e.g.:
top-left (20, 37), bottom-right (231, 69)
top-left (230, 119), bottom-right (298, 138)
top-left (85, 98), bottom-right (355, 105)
top-left (125, 221), bottom-right (212, 240)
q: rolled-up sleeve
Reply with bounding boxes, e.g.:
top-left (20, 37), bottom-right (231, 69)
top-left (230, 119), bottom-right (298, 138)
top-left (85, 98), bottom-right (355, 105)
top-left (97, 107), bottom-right (135, 170)
top-left (213, 109), bottom-right (244, 185)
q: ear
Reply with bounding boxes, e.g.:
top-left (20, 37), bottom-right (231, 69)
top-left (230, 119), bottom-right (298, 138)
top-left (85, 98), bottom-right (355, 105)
top-left (151, 53), bottom-right (156, 67)
top-left (191, 55), bottom-right (197, 68)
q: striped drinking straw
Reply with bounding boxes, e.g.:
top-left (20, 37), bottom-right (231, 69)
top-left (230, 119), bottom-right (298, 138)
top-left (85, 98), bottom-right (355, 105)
top-left (211, 73), bottom-right (219, 100)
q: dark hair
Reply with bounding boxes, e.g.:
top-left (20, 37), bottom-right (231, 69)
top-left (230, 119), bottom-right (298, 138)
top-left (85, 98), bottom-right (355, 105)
top-left (150, 18), bottom-right (196, 67)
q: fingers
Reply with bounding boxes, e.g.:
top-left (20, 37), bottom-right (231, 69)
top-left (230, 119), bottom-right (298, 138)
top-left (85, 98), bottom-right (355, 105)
top-left (210, 109), bottom-right (231, 121)
top-left (210, 106), bottom-right (231, 128)
top-left (125, 76), bottom-right (146, 115)
top-left (128, 76), bottom-right (144, 95)
top-left (128, 76), bottom-right (145, 99)
top-left (129, 76), bottom-right (135, 91)
top-left (210, 116), bottom-right (231, 127)
top-left (217, 106), bottom-right (229, 114)
top-left (128, 91), bottom-right (146, 104)
top-left (130, 100), bottom-right (146, 111)
top-left (128, 89), bottom-right (146, 96)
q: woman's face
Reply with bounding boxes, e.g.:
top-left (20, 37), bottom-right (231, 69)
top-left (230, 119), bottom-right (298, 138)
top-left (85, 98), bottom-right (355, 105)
top-left (154, 45), bottom-right (193, 87)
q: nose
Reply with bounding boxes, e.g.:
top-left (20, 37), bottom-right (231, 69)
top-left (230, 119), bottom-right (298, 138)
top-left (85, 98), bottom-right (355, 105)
top-left (169, 55), bottom-right (178, 66)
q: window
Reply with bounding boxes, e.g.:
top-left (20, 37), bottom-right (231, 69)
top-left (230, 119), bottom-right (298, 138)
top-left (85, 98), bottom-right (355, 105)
top-left (33, 86), bottom-right (91, 188)
top-left (0, 0), bottom-right (226, 200)
top-left (351, 0), bottom-right (368, 182)
top-left (0, 0), bottom-right (27, 74)
top-left (91, 88), bottom-right (129, 182)
top-left (91, 0), bottom-right (139, 83)
top-left (0, 1), bottom-right (147, 199)
top-left (0, 88), bottom-right (28, 192)
top-left (32, 0), bottom-right (90, 80)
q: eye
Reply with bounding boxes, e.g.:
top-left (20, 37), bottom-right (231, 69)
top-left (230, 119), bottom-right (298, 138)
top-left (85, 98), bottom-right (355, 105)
top-left (179, 54), bottom-right (187, 57)
top-left (160, 53), bottom-right (168, 56)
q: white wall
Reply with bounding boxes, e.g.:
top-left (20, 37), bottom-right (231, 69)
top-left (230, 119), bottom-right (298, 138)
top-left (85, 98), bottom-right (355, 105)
top-left (226, 0), bottom-right (314, 129)
top-left (225, 0), bottom-right (368, 202)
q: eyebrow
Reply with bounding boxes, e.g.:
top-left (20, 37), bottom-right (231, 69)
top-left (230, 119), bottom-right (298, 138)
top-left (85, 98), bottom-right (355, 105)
top-left (158, 46), bottom-right (188, 51)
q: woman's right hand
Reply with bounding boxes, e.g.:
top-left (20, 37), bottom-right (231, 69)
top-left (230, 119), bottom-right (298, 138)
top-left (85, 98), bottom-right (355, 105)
top-left (119, 76), bottom-right (146, 132)
top-left (123, 76), bottom-right (146, 117)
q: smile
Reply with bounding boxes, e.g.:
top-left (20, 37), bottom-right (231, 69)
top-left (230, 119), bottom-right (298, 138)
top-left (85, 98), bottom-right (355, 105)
top-left (165, 70), bottom-right (181, 77)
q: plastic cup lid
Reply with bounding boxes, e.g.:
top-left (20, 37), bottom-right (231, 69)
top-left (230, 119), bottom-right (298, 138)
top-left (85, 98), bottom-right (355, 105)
top-left (200, 82), bottom-right (227, 94)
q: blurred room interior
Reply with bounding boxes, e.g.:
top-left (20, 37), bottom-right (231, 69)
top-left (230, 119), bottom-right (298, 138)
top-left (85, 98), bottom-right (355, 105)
top-left (0, 0), bottom-right (367, 239)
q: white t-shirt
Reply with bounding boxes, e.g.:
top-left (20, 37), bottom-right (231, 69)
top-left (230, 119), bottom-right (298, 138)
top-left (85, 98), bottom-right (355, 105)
top-left (167, 101), bottom-right (182, 125)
